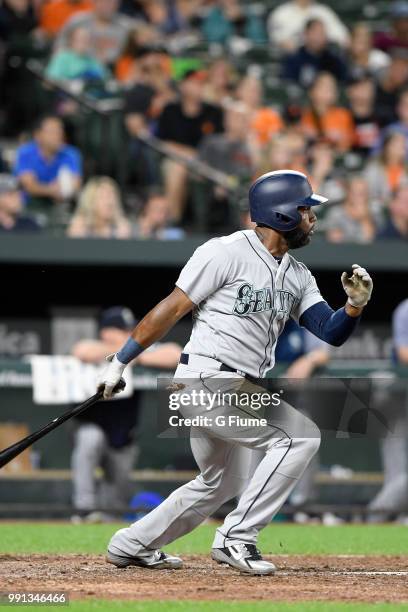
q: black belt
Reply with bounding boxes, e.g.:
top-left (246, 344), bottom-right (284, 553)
top-left (180, 353), bottom-right (257, 383)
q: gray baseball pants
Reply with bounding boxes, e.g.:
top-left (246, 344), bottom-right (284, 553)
top-left (368, 386), bottom-right (408, 518)
top-left (72, 423), bottom-right (137, 511)
top-left (109, 362), bottom-right (320, 555)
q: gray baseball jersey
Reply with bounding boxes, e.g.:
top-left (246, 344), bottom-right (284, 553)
top-left (109, 228), bottom-right (324, 559)
top-left (176, 229), bottom-right (325, 377)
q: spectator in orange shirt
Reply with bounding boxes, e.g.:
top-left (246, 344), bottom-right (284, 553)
top-left (39, 0), bottom-right (93, 38)
top-left (301, 71), bottom-right (354, 151)
top-left (236, 75), bottom-right (284, 152)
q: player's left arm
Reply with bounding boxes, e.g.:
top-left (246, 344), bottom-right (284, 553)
top-left (299, 264), bottom-right (373, 347)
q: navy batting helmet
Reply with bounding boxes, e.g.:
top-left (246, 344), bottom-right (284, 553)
top-left (249, 170), bottom-right (328, 232)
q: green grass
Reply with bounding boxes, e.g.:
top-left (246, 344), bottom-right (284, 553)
top-left (60, 603), bottom-right (408, 612)
top-left (1, 523), bottom-right (407, 611)
top-left (0, 523), bottom-right (407, 556)
top-left (2, 602), bottom-right (408, 612)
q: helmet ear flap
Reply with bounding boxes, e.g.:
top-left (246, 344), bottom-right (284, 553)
top-left (275, 212), bottom-right (292, 224)
top-left (255, 208), bottom-right (301, 232)
top-left (274, 208), bottom-right (303, 231)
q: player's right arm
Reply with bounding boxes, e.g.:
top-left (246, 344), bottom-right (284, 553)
top-left (129, 288), bottom-right (194, 348)
top-left (98, 288), bottom-right (194, 399)
top-left (98, 239), bottom-right (229, 399)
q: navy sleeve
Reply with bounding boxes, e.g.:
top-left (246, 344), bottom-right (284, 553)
top-left (299, 301), bottom-right (360, 347)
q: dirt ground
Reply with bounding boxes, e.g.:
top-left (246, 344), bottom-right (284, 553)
top-left (1, 554), bottom-right (408, 602)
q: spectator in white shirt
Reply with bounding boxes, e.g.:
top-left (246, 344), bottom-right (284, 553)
top-left (268, 0), bottom-right (349, 51)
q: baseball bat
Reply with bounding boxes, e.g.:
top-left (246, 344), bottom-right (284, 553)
top-left (0, 379), bottom-right (126, 469)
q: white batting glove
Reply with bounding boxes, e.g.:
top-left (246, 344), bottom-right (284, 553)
top-left (341, 264), bottom-right (373, 308)
top-left (97, 353), bottom-right (127, 400)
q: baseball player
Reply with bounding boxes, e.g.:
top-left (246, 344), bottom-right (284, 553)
top-left (367, 298), bottom-right (408, 521)
top-left (97, 170), bottom-right (373, 575)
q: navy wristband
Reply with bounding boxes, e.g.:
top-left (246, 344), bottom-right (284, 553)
top-left (116, 337), bottom-right (144, 365)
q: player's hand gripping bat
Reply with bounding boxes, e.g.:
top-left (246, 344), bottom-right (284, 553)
top-left (0, 379), bottom-right (126, 469)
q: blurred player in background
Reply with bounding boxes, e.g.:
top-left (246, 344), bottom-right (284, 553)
top-left (0, 174), bottom-right (41, 233)
top-left (367, 298), bottom-right (408, 522)
top-left (70, 306), bottom-right (181, 522)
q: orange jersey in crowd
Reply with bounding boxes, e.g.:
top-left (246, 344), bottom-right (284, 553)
top-left (115, 55), bottom-right (172, 84)
top-left (115, 55), bottom-right (134, 82)
top-left (251, 108), bottom-right (284, 145)
top-left (40, 0), bottom-right (94, 36)
top-left (386, 165), bottom-right (405, 192)
top-left (301, 107), bottom-right (354, 151)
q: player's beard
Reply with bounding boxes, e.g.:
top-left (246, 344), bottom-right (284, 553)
top-left (282, 226), bottom-right (312, 249)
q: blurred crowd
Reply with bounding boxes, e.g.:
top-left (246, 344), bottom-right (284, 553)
top-left (0, 0), bottom-right (408, 241)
